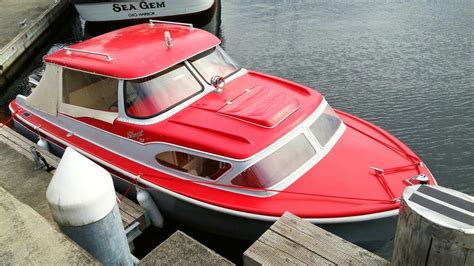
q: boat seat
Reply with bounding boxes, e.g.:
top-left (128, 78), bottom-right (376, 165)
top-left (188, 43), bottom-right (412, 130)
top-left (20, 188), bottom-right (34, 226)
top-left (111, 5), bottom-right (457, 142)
top-left (66, 79), bottom-right (118, 111)
top-left (63, 69), bottom-right (118, 112)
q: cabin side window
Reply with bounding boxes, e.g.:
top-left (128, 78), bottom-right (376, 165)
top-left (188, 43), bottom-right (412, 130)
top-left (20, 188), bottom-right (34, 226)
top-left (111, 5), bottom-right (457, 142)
top-left (155, 151), bottom-right (231, 180)
top-left (62, 69), bottom-right (119, 112)
top-left (309, 105), bottom-right (342, 147)
top-left (231, 134), bottom-right (316, 188)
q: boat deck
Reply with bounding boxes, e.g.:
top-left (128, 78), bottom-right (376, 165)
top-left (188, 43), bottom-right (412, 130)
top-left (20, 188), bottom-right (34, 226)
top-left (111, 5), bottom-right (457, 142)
top-left (0, 123), bottom-right (150, 243)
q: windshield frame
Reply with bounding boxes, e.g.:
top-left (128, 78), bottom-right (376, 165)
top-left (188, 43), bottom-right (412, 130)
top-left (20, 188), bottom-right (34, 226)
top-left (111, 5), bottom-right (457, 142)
top-left (123, 63), bottom-right (204, 120)
top-left (188, 45), bottom-right (242, 85)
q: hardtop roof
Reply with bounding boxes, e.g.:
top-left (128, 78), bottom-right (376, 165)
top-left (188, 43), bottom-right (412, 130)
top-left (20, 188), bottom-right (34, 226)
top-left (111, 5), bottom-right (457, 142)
top-left (45, 23), bottom-right (220, 79)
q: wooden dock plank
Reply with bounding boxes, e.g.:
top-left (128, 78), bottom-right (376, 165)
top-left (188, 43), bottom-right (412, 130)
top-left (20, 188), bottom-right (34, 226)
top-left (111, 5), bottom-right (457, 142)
top-left (0, 125), bottom-right (59, 170)
top-left (0, 125), bottom-right (149, 234)
top-left (139, 231), bottom-right (234, 265)
top-left (258, 229), bottom-right (333, 265)
top-left (116, 192), bottom-right (150, 230)
top-left (276, 214), bottom-right (387, 264)
top-left (244, 212), bottom-right (389, 265)
top-left (244, 239), bottom-right (307, 266)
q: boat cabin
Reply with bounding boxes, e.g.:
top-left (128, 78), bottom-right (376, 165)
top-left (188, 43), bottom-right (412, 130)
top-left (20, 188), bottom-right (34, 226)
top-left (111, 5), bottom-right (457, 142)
top-left (17, 22), bottom-right (346, 196)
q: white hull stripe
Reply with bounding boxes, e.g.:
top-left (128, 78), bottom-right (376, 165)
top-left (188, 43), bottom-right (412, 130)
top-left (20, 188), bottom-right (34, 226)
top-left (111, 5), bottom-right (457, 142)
top-left (11, 104), bottom-right (398, 224)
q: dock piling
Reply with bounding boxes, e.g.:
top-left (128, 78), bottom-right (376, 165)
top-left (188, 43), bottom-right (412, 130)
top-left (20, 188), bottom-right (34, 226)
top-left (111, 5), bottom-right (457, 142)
top-left (46, 147), bottom-right (133, 265)
top-left (392, 185), bottom-right (473, 265)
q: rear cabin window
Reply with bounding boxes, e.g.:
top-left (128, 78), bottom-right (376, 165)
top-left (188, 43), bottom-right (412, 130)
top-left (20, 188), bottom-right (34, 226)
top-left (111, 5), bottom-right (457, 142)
top-left (309, 105), bottom-right (342, 147)
top-left (125, 64), bottom-right (203, 119)
top-left (231, 134), bottom-right (316, 188)
top-left (63, 69), bottom-right (118, 112)
top-left (155, 151), bottom-right (231, 180)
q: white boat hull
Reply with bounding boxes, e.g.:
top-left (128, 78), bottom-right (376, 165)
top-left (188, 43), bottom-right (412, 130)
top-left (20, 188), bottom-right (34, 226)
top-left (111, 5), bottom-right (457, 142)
top-left (74, 0), bottom-right (215, 22)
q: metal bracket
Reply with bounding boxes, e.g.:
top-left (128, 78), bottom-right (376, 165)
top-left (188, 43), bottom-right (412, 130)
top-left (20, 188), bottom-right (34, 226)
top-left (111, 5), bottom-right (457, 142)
top-left (30, 146), bottom-right (46, 170)
top-left (124, 221), bottom-right (142, 243)
top-left (148, 19), bottom-right (193, 28)
top-left (369, 166), bottom-right (384, 175)
top-left (404, 174), bottom-right (429, 186)
top-left (65, 48), bottom-right (113, 61)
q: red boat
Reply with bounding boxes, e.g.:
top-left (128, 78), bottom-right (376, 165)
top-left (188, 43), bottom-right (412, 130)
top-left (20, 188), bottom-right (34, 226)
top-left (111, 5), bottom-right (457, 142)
top-left (10, 21), bottom-right (436, 247)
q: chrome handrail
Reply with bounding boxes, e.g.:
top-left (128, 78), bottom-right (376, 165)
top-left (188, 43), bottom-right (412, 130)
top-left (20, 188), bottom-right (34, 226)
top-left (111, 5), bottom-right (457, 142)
top-left (148, 19), bottom-right (193, 28)
top-left (64, 48), bottom-right (113, 61)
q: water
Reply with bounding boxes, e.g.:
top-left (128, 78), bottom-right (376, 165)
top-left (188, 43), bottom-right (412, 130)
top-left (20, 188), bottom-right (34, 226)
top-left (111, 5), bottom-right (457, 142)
top-left (0, 0), bottom-right (472, 263)
top-left (220, 0), bottom-right (474, 195)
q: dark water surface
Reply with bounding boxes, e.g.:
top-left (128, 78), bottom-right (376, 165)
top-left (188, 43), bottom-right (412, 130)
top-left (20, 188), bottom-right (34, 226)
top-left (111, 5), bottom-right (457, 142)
top-left (0, 0), bottom-right (472, 263)
top-left (221, 0), bottom-right (473, 195)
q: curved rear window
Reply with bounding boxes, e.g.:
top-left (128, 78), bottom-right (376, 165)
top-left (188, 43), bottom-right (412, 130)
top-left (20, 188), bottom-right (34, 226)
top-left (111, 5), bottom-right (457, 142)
top-left (309, 105), bottom-right (342, 146)
top-left (125, 64), bottom-right (203, 119)
top-left (231, 134), bottom-right (316, 188)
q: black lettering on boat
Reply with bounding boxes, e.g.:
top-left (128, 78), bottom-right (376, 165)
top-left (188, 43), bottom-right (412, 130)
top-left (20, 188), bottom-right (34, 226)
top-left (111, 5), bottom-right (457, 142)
top-left (139, 2), bottom-right (166, 10)
top-left (139, 12), bottom-right (155, 17)
top-left (113, 4), bottom-right (137, 12)
top-left (112, 4), bottom-right (121, 12)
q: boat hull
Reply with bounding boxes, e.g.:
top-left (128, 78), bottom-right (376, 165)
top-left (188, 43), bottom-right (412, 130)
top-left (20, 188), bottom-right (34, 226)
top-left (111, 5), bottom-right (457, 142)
top-left (107, 170), bottom-right (398, 249)
top-left (14, 119), bottom-right (397, 248)
top-left (74, 0), bottom-right (215, 22)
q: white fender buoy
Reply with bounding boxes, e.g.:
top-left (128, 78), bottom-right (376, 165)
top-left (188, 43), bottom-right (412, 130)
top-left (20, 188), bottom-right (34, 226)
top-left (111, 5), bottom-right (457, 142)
top-left (137, 189), bottom-right (164, 228)
top-left (46, 147), bottom-right (133, 265)
top-left (37, 137), bottom-right (49, 152)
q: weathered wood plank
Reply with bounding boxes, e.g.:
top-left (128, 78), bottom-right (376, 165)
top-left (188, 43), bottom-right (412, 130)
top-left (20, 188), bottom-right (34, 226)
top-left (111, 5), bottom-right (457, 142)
top-left (244, 239), bottom-right (306, 266)
top-left (426, 238), bottom-right (469, 265)
top-left (140, 231), bottom-right (233, 265)
top-left (260, 229), bottom-right (333, 265)
top-left (0, 126), bottom-right (59, 169)
top-left (118, 204), bottom-right (135, 228)
top-left (465, 249), bottom-right (474, 265)
top-left (244, 212), bottom-right (389, 265)
top-left (116, 192), bottom-right (149, 230)
top-left (392, 185), bottom-right (473, 266)
top-left (275, 213), bottom-right (388, 265)
top-left (392, 214), bottom-right (432, 265)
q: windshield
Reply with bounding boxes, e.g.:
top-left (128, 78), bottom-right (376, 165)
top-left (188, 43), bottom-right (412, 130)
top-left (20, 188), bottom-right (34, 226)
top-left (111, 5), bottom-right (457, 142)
top-left (309, 105), bottom-right (342, 146)
top-left (189, 46), bottom-right (240, 82)
top-left (231, 134), bottom-right (316, 188)
top-left (125, 63), bottom-right (203, 118)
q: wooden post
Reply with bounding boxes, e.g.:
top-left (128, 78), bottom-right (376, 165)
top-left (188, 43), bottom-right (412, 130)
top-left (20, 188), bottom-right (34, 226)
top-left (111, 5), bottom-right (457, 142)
top-left (392, 185), bottom-right (473, 265)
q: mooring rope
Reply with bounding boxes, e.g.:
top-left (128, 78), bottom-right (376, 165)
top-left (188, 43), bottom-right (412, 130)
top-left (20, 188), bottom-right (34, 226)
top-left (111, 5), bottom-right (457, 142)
top-left (131, 172), bottom-right (398, 204)
top-left (0, 111), bottom-right (17, 129)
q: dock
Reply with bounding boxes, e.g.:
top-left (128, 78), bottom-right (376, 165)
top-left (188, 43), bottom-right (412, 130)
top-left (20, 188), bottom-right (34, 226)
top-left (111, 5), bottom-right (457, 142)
top-left (0, 186), bottom-right (98, 264)
top-left (0, 125), bottom-right (150, 243)
top-left (0, 123), bottom-right (232, 264)
top-left (0, 0), bottom-right (70, 88)
top-left (244, 212), bottom-right (389, 265)
top-left (139, 231), bottom-right (234, 265)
